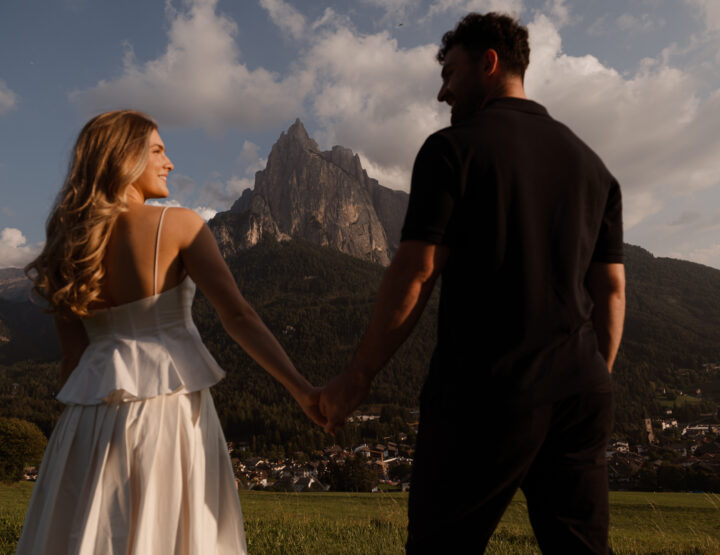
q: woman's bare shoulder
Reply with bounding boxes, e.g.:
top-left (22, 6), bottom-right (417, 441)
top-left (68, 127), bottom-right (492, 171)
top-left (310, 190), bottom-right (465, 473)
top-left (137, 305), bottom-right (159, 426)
top-left (162, 206), bottom-right (207, 248)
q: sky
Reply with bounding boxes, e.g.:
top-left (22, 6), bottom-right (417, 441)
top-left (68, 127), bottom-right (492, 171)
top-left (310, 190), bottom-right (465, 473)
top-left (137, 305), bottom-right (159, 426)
top-left (1, 0), bottom-right (720, 270)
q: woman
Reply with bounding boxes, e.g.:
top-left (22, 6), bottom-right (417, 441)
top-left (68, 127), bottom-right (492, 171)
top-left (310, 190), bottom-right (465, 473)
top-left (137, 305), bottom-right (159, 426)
top-left (17, 110), bottom-right (324, 554)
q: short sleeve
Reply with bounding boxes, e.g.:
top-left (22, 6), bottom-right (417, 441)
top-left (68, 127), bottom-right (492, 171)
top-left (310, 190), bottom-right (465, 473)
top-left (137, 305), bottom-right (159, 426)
top-left (400, 134), bottom-right (460, 246)
top-left (592, 178), bottom-right (624, 263)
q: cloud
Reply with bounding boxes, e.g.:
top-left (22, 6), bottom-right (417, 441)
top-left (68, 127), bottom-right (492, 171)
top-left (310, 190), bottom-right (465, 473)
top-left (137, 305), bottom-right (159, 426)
top-left (188, 173), bottom-right (253, 209)
top-left (0, 80), bottom-right (18, 115)
top-left (238, 140), bottom-right (267, 174)
top-left (0, 228), bottom-right (42, 269)
top-left (71, 0), bottom-right (312, 131)
top-left (227, 176), bottom-right (253, 196)
top-left (194, 206), bottom-right (218, 220)
top-left (169, 173), bottom-right (196, 196)
top-left (525, 15), bottom-right (720, 230)
top-left (543, 0), bottom-right (572, 28)
top-left (616, 13), bottom-right (664, 33)
top-left (586, 16), bottom-right (607, 37)
top-left (304, 27), bottom-right (448, 190)
top-left (669, 211), bottom-right (702, 226)
top-left (686, 0), bottom-right (720, 32)
top-left (146, 199), bottom-right (217, 221)
top-left (259, 0), bottom-right (306, 40)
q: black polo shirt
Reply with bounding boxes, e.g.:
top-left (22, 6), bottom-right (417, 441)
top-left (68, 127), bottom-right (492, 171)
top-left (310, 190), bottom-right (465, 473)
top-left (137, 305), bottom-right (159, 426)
top-left (401, 97), bottom-right (623, 406)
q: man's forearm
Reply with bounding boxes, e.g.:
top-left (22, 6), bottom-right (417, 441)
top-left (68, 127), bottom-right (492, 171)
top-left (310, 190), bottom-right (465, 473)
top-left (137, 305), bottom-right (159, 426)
top-left (348, 255), bottom-right (438, 380)
top-left (587, 262), bottom-right (626, 373)
top-left (592, 290), bottom-right (625, 372)
top-left (319, 242), bottom-right (447, 433)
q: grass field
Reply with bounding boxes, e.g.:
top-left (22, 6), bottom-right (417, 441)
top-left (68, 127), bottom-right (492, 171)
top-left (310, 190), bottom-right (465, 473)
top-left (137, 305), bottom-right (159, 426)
top-left (2, 483), bottom-right (720, 554)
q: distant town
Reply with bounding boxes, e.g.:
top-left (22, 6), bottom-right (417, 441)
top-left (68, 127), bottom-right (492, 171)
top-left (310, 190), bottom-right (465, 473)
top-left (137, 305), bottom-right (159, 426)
top-left (230, 402), bottom-right (720, 493)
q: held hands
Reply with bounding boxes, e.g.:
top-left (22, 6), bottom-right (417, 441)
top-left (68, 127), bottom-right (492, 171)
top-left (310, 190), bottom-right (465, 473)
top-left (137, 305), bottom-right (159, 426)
top-left (292, 368), bottom-right (372, 434)
top-left (318, 369), bottom-right (372, 435)
top-left (293, 385), bottom-right (327, 428)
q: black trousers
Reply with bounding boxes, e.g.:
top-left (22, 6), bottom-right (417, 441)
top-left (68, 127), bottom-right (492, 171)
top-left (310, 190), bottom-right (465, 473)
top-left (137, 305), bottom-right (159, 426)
top-left (406, 387), bottom-right (613, 554)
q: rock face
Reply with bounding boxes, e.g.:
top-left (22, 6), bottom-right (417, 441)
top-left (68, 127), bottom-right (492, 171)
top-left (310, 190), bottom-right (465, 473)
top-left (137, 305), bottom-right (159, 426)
top-left (0, 268), bottom-right (32, 302)
top-left (211, 119), bottom-right (409, 265)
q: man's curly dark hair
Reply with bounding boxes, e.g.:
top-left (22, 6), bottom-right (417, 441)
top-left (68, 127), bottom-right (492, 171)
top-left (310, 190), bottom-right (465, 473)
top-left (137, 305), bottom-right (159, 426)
top-left (437, 12), bottom-right (530, 78)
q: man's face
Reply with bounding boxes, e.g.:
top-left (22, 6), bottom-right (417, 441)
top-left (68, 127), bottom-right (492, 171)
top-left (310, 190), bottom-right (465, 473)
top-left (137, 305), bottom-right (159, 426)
top-left (437, 46), bottom-right (487, 124)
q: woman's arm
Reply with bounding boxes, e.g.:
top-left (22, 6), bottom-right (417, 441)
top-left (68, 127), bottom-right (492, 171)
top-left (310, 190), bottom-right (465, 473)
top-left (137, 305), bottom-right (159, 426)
top-left (53, 314), bottom-right (89, 388)
top-left (170, 208), bottom-right (325, 427)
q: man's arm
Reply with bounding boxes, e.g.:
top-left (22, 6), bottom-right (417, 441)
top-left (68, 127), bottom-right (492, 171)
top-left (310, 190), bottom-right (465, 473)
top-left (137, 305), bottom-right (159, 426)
top-left (586, 262), bottom-right (625, 372)
top-left (319, 241), bottom-right (449, 433)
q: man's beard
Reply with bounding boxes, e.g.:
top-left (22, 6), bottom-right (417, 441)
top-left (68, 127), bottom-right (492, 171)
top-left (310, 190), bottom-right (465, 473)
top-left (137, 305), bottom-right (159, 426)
top-left (450, 92), bottom-right (485, 125)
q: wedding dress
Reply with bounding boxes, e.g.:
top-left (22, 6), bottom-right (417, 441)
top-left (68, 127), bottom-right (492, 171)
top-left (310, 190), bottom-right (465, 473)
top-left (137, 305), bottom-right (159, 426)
top-left (16, 207), bottom-right (247, 554)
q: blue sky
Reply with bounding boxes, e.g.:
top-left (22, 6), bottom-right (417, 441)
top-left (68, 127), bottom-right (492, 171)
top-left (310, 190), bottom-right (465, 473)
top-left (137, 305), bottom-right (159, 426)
top-left (1, 0), bottom-right (720, 269)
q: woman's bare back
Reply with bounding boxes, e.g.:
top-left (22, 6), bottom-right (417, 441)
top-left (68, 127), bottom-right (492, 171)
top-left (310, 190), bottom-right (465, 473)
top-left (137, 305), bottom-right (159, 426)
top-left (93, 205), bottom-right (186, 309)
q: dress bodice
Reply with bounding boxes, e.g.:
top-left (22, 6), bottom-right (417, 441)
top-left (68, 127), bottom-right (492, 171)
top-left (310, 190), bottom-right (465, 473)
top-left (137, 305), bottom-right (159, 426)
top-left (56, 275), bottom-right (226, 405)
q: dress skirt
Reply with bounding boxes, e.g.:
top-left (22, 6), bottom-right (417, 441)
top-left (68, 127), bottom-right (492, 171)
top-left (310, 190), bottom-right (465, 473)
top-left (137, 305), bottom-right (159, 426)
top-left (15, 388), bottom-right (247, 555)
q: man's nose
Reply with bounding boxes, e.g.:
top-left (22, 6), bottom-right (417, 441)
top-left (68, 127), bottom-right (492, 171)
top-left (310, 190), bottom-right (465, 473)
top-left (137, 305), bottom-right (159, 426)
top-left (437, 83), bottom-right (446, 103)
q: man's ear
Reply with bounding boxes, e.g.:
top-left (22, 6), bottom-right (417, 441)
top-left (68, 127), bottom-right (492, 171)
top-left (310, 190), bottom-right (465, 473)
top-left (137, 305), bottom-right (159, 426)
top-left (484, 49), bottom-right (499, 76)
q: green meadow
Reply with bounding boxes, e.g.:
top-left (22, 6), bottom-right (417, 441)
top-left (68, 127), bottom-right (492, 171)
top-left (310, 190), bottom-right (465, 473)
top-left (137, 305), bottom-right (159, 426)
top-left (2, 483), bottom-right (719, 554)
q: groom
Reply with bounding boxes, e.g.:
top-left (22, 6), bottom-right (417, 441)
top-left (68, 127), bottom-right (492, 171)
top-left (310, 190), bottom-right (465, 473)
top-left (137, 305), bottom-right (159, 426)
top-left (320, 12), bottom-right (625, 554)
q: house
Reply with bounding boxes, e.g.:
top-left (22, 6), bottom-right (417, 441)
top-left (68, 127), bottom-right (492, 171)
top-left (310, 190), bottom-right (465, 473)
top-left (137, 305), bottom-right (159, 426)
top-left (682, 425), bottom-right (710, 438)
top-left (609, 440), bottom-right (630, 453)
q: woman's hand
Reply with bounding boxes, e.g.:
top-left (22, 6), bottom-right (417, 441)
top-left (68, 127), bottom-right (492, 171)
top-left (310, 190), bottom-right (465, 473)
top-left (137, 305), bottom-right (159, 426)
top-left (292, 384), bottom-right (327, 428)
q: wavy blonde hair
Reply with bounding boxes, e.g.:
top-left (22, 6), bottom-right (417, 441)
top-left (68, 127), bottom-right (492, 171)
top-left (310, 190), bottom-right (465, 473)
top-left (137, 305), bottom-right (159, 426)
top-left (25, 110), bottom-right (158, 318)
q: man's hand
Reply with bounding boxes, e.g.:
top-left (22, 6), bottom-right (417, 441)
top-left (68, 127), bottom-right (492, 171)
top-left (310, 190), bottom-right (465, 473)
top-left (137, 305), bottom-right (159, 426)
top-left (319, 370), bottom-right (372, 434)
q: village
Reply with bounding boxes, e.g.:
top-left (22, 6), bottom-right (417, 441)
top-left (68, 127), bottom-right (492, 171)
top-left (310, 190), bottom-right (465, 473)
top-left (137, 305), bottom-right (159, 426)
top-left (224, 412), bottom-right (720, 494)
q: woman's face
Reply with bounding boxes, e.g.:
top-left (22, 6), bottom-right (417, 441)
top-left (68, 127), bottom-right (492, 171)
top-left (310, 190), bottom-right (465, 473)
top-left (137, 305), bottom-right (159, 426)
top-left (132, 129), bottom-right (174, 200)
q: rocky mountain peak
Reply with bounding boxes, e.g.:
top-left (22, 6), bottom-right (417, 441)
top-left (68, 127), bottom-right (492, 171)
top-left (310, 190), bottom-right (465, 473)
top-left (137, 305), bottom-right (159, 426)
top-left (210, 119), bottom-right (409, 266)
top-left (267, 118), bottom-right (318, 163)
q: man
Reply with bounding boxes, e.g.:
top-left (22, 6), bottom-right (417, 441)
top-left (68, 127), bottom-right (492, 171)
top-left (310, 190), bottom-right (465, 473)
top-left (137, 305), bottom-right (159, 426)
top-left (320, 12), bottom-right (624, 554)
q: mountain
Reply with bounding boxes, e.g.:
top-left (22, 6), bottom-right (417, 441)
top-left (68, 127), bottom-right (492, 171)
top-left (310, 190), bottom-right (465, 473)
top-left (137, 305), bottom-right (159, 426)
top-left (209, 119), bottom-right (408, 265)
top-left (0, 268), bottom-right (57, 362)
top-left (0, 268), bottom-right (32, 302)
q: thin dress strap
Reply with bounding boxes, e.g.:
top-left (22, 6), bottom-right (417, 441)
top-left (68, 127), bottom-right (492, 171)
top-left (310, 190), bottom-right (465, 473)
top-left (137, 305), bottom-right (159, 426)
top-left (153, 207), bottom-right (170, 295)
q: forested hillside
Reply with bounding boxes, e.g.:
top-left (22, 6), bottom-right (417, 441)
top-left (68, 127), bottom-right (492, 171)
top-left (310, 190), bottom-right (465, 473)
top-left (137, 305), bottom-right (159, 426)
top-left (1, 240), bottom-right (719, 452)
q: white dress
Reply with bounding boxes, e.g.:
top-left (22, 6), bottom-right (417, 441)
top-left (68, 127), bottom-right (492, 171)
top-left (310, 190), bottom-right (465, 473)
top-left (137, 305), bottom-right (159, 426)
top-left (16, 207), bottom-right (247, 554)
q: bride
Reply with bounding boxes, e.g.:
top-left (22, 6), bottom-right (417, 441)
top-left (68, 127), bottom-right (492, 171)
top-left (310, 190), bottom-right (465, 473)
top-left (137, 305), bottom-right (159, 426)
top-left (17, 110), bottom-right (324, 554)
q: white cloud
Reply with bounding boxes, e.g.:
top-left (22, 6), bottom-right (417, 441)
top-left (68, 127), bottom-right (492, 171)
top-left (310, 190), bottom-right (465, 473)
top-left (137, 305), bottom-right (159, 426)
top-left (259, 0), bottom-right (306, 40)
top-left (146, 199), bottom-right (217, 221)
top-left (0, 80), bottom-right (18, 115)
top-left (0, 228), bottom-right (41, 269)
top-left (525, 15), bottom-right (720, 230)
top-left (305, 27), bottom-right (447, 190)
top-left (194, 206), bottom-right (218, 220)
top-left (686, 0), bottom-right (720, 32)
top-left (543, 0), bottom-right (572, 28)
top-left (188, 173), bottom-right (253, 208)
top-left (227, 176), bottom-right (253, 197)
top-left (238, 141), bottom-right (267, 174)
top-left (71, 0), bottom-right (312, 131)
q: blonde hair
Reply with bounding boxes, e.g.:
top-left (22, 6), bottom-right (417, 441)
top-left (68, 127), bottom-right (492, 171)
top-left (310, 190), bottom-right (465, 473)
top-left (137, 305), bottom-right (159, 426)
top-left (26, 110), bottom-right (158, 318)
